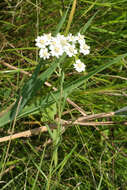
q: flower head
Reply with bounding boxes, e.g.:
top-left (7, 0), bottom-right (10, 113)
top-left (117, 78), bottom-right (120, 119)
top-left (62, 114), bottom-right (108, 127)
top-left (67, 33), bottom-right (77, 44)
top-left (64, 44), bottom-right (77, 57)
top-left (80, 43), bottom-right (90, 55)
top-left (56, 34), bottom-right (69, 49)
top-left (74, 59), bottom-right (86, 72)
top-left (35, 36), bottom-right (47, 48)
top-left (77, 32), bottom-right (85, 44)
top-left (35, 33), bottom-right (52, 48)
top-left (35, 33), bottom-right (90, 72)
top-left (39, 48), bottom-right (50, 60)
top-left (43, 33), bottom-right (52, 45)
top-left (49, 44), bottom-right (64, 58)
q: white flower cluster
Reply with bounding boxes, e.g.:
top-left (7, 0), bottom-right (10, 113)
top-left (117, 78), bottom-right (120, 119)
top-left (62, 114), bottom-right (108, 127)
top-left (35, 33), bottom-right (90, 72)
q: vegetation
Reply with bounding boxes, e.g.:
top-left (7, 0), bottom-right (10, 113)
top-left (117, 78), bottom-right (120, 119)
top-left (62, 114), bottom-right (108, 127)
top-left (0, 0), bottom-right (127, 189)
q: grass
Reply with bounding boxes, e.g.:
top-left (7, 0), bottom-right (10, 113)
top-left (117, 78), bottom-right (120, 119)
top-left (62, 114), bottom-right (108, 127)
top-left (0, 0), bottom-right (127, 189)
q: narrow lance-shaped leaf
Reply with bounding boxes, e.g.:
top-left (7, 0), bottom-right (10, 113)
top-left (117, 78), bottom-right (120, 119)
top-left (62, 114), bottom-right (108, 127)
top-left (0, 53), bottom-right (126, 128)
top-left (80, 10), bottom-right (98, 34)
top-left (10, 61), bottom-right (42, 118)
top-left (115, 106), bottom-right (127, 115)
top-left (54, 0), bottom-right (72, 35)
top-left (10, 54), bottom-right (66, 120)
top-left (63, 53), bottom-right (127, 94)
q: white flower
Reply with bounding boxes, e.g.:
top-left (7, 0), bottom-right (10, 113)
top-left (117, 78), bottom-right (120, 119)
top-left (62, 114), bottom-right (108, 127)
top-left (50, 37), bottom-right (60, 46)
top-left (80, 43), bottom-right (90, 55)
top-left (35, 36), bottom-right (47, 48)
top-left (35, 33), bottom-right (52, 48)
top-left (56, 33), bottom-right (65, 40)
top-left (39, 48), bottom-right (50, 60)
top-left (49, 44), bottom-right (64, 58)
top-left (74, 59), bottom-right (86, 72)
top-left (43, 33), bottom-right (52, 45)
top-left (35, 33), bottom-right (90, 61)
top-left (77, 32), bottom-right (85, 44)
top-left (64, 44), bottom-right (77, 57)
top-left (67, 33), bottom-right (77, 44)
top-left (56, 34), bottom-right (69, 49)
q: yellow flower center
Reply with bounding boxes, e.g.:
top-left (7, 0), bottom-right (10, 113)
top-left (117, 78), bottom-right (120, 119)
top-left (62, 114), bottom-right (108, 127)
top-left (77, 63), bottom-right (82, 68)
top-left (43, 51), bottom-right (48, 56)
top-left (40, 39), bottom-right (45, 45)
top-left (69, 47), bottom-right (74, 53)
top-left (54, 47), bottom-right (60, 53)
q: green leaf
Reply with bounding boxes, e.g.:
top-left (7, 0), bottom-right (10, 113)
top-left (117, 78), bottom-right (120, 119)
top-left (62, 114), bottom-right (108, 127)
top-left (115, 106), bottom-right (127, 115)
top-left (45, 124), bottom-right (54, 140)
top-left (63, 53), bottom-right (127, 95)
top-left (10, 54), bottom-right (66, 119)
top-left (41, 103), bottom-right (57, 122)
top-left (52, 144), bottom-right (77, 175)
top-left (80, 10), bottom-right (98, 34)
top-left (0, 53), bottom-right (127, 127)
top-left (54, 1), bottom-right (71, 35)
top-left (10, 60), bottom-right (42, 119)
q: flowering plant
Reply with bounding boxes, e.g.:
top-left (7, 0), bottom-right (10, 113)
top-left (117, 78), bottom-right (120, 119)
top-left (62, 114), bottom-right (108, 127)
top-left (35, 32), bottom-right (90, 72)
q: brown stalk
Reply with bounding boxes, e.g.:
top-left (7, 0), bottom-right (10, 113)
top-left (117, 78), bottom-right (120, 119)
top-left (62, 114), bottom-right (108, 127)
top-left (0, 125), bottom-right (53, 143)
top-left (0, 119), bottom-right (127, 143)
top-left (75, 112), bottom-right (115, 122)
top-left (0, 166), bottom-right (15, 177)
top-left (65, 0), bottom-right (77, 35)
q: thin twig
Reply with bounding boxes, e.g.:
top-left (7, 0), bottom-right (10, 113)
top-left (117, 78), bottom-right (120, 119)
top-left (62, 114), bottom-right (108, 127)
top-left (0, 166), bottom-right (15, 177)
top-left (99, 74), bottom-right (127, 81)
top-left (0, 61), bottom-right (31, 76)
top-left (75, 112), bottom-right (115, 122)
top-left (0, 126), bottom-right (52, 143)
top-left (99, 92), bottom-right (127, 97)
top-left (59, 119), bottom-right (127, 126)
top-left (0, 120), bottom-right (127, 143)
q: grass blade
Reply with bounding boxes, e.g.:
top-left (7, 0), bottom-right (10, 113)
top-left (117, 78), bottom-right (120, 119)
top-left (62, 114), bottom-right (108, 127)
top-left (63, 53), bottom-right (127, 94)
top-left (115, 106), bottom-right (127, 115)
top-left (65, 0), bottom-right (77, 35)
top-left (80, 10), bottom-right (98, 34)
top-left (54, 2), bottom-right (71, 35)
